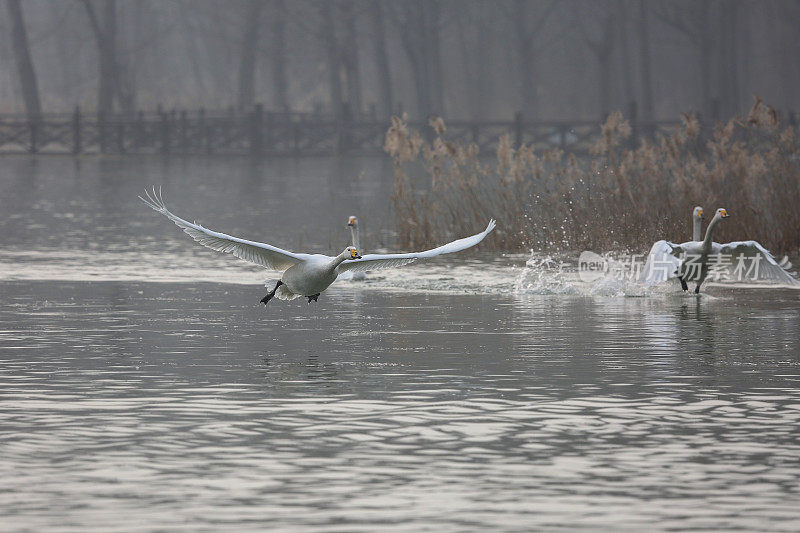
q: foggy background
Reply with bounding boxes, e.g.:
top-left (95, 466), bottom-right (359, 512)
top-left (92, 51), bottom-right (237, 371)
top-left (2, 0), bottom-right (798, 123)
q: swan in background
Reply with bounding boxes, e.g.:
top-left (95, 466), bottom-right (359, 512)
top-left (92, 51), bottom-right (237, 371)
top-left (139, 188), bottom-right (496, 304)
top-left (341, 216), bottom-right (366, 281)
top-left (642, 208), bottom-right (797, 293)
top-left (691, 206), bottom-right (704, 242)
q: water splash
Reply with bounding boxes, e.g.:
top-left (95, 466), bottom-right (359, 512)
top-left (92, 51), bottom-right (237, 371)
top-left (514, 255), bottom-right (580, 295)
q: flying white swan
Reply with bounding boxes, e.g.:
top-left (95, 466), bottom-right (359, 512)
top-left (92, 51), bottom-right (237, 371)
top-left (339, 216), bottom-right (366, 281)
top-left (641, 208), bottom-right (797, 293)
top-left (139, 188), bottom-right (496, 304)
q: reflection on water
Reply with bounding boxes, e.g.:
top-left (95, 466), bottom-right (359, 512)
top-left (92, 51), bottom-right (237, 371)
top-left (1, 157), bottom-right (800, 530)
top-left (2, 281), bottom-right (799, 531)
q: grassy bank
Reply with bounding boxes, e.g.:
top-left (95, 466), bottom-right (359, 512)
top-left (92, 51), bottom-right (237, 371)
top-left (385, 99), bottom-right (800, 255)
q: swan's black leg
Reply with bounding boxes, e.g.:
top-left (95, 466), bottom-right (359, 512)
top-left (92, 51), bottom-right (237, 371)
top-left (261, 281), bottom-right (282, 305)
top-left (678, 276), bottom-right (688, 291)
top-left (307, 294), bottom-right (319, 304)
top-left (694, 283), bottom-right (701, 294)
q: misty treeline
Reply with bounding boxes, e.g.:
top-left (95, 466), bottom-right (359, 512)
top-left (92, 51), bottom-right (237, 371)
top-left (387, 98), bottom-right (800, 254)
top-left (2, 0), bottom-right (800, 123)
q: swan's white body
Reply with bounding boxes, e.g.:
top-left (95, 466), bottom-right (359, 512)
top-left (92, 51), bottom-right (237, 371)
top-left (641, 208), bottom-right (797, 290)
top-left (139, 188), bottom-right (496, 302)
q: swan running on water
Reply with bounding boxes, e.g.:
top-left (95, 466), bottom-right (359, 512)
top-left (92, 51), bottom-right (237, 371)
top-left (139, 188), bottom-right (496, 304)
top-left (641, 208), bottom-right (797, 293)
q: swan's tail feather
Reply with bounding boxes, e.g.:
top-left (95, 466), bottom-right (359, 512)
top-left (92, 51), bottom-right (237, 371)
top-left (275, 284), bottom-right (302, 301)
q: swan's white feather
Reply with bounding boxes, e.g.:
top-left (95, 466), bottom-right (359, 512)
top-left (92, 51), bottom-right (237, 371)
top-left (641, 240), bottom-right (683, 285)
top-left (641, 238), bottom-right (797, 286)
top-left (139, 187), bottom-right (309, 272)
top-left (714, 240), bottom-right (798, 284)
top-left (275, 284), bottom-right (302, 300)
top-left (338, 219), bottom-right (496, 273)
top-left (141, 188), bottom-right (496, 300)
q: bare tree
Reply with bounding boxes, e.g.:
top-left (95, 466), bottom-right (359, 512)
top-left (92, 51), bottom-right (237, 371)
top-left (6, 0), bottom-right (41, 119)
top-left (512, 0), bottom-right (558, 118)
top-left (455, 3), bottom-right (490, 119)
top-left (237, 0), bottom-right (263, 111)
top-left (82, 0), bottom-right (132, 115)
top-left (393, 0), bottom-right (444, 118)
top-left (270, 0), bottom-right (289, 110)
top-left (320, 1), bottom-right (343, 116)
top-left (340, 1), bottom-right (362, 116)
top-left (654, 0), bottom-right (714, 118)
top-left (637, 0), bottom-right (654, 120)
top-left (369, 0), bottom-right (392, 117)
top-left (577, 5), bottom-right (615, 117)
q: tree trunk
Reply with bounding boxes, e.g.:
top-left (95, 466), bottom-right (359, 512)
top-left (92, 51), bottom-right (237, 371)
top-left (370, 0), bottom-right (392, 118)
top-left (6, 0), bottom-right (41, 119)
top-left (321, 2), bottom-right (343, 117)
top-left (82, 0), bottom-right (122, 115)
top-left (271, 0), bottom-right (288, 110)
top-left (237, 0), bottom-right (263, 111)
top-left (341, 2), bottom-right (362, 116)
top-left (425, 1), bottom-right (443, 116)
top-left (718, 3), bottom-right (740, 117)
top-left (99, 0), bottom-right (116, 115)
top-left (617, 0), bottom-right (634, 109)
top-left (514, 0), bottom-right (536, 117)
top-left (637, 0), bottom-right (654, 120)
top-left (397, 1), bottom-right (429, 118)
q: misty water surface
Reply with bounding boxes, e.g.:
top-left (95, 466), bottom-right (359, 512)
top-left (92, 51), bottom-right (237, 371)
top-left (1, 157), bottom-right (799, 531)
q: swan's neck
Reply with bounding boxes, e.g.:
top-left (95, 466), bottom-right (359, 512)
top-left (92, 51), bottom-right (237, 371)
top-left (693, 215), bottom-right (702, 242)
top-left (702, 215), bottom-right (721, 252)
top-left (329, 252), bottom-right (349, 270)
top-left (349, 226), bottom-right (361, 251)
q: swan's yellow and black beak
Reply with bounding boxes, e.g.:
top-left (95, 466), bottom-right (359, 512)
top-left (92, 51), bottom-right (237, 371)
top-left (350, 248), bottom-right (361, 259)
top-left (720, 209), bottom-right (729, 218)
top-left (698, 209), bottom-right (704, 219)
top-left (347, 216), bottom-right (356, 227)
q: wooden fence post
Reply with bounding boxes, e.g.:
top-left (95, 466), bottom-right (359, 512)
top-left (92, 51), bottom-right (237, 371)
top-left (116, 115), bottom-right (125, 153)
top-left (98, 111), bottom-right (106, 153)
top-left (337, 102), bottom-right (352, 152)
top-left (514, 111), bottom-right (523, 148)
top-left (159, 106), bottom-right (170, 154)
top-left (72, 106), bottom-right (81, 154)
top-left (29, 114), bottom-right (39, 154)
top-left (628, 100), bottom-right (638, 148)
top-left (135, 111), bottom-right (144, 149)
top-left (199, 108), bottom-right (211, 154)
top-left (250, 103), bottom-right (263, 156)
top-left (180, 110), bottom-right (188, 154)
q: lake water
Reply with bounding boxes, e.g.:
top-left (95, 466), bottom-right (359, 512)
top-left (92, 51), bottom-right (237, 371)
top-left (1, 156), bottom-right (799, 531)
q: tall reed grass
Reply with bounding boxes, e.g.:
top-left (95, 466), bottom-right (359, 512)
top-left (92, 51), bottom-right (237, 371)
top-left (385, 98), bottom-right (800, 254)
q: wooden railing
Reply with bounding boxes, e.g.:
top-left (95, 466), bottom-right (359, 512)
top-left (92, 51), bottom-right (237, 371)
top-left (0, 105), bottom-right (691, 156)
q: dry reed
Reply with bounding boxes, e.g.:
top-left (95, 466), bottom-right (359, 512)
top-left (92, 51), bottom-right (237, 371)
top-left (385, 98), bottom-right (800, 254)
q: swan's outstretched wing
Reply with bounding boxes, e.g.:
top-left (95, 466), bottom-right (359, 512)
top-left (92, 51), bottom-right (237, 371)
top-left (640, 240), bottom-right (682, 285)
top-left (715, 241), bottom-right (798, 285)
top-left (139, 187), bottom-right (309, 271)
top-left (338, 219), bottom-right (496, 273)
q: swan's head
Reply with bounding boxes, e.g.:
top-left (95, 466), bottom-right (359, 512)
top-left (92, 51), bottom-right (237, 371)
top-left (345, 246), bottom-right (362, 259)
top-left (693, 206), bottom-right (704, 219)
top-left (347, 216), bottom-right (358, 227)
top-left (716, 208), bottom-right (729, 219)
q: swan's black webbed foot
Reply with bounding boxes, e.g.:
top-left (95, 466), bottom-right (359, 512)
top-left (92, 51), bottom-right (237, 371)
top-left (307, 294), bottom-right (319, 303)
top-left (261, 280), bottom-right (282, 305)
top-left (678, 275), bottom-right (688, 291)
